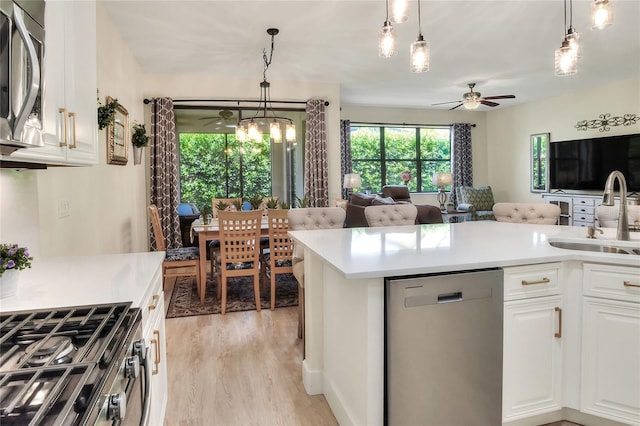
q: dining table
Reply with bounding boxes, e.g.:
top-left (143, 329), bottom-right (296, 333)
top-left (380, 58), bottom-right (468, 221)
top-left (191, 217), bottom-right (270, 290)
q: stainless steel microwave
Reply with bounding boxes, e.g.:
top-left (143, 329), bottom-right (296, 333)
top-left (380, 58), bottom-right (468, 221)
top-left (0, 0), bottom-right (45, 155)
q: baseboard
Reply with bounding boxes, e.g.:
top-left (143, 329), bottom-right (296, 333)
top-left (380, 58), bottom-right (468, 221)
top-left (503, 408), bottom-right (630, 426)
top-left (323, 374), bottom-right (357, 426)
top-left (302, 359), bottom-right (323, 395)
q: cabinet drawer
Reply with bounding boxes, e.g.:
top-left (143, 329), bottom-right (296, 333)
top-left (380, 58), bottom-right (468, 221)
top-left (583, 263), bottom-right (640, 303)
top-left (573, 197), bottom-right (596, 207)
top-left (573, 205), bottom-right (595, 215)
top-left (504, 263), bottom-right (562, 300)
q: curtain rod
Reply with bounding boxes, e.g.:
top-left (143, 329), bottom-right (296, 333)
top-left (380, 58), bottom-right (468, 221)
top-left (351, 121), bottom-right (476, 127)
top-left (143, 98), bottom-right (329, 106)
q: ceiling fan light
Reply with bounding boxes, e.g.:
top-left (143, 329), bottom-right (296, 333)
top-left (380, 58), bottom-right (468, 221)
top-left (378, 21), bottom-right (396, 58)
top-left (270, 121), bottom-right (282, 143)
top-left (389, 0), bottom-right (408, 23)
top-left (555, 41), bottom-right (578, 76)
top-left (285, 123), bottom-right (296, 143)
top-left (463, 99), bottom-right (481, 110)
top-left (592, 0), bottom-right (613, 29)
top-left (410, 36), bottom-right (429, 73)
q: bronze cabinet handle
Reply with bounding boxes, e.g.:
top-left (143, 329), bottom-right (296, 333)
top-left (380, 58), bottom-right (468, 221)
top-left (148, 294), bottom-right (159, 311)
top-left (623, 281), bottom-right (640, 288)
top-left (521, 278), bottom-right (550, 286)
top-left (554, 307), bottom-right (562, 339)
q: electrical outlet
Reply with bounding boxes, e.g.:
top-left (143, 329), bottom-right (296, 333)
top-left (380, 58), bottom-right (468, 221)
top-left (58, 199), bottom-right (70, 218)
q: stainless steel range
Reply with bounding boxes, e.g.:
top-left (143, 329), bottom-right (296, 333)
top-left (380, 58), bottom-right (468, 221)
top-left (0, 302), bottom-right (150, 425)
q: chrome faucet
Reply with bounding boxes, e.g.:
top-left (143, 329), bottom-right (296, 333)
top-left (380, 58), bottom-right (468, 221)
top-left (602, 170), bottom-right (629, 241)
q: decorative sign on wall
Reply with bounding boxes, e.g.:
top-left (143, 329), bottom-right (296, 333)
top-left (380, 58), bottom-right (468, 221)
top-left (575, 113), bottom-right (639, 132)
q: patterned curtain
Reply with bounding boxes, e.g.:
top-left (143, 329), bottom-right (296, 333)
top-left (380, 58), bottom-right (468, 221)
top-left (340, 119), bottom-right (352, 199)
top-left (304, 99), bottom-right (329, 207)
top-left (149, 98), bottom-right (182, 250)
top-left (450, 123), bottom-right (473, 206)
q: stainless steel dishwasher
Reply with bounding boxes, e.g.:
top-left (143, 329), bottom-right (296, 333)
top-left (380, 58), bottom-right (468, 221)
top-left (385, 268), bottom-right (503, 426)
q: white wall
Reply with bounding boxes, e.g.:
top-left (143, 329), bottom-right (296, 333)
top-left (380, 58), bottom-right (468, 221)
top-left (0, 4), bottom-right (148, 258)
top-left (486, 77), bottom-right (640, 203)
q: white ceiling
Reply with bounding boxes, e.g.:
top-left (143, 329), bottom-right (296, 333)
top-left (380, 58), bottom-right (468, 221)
top-left (100, 0), bottom-right (640, 110)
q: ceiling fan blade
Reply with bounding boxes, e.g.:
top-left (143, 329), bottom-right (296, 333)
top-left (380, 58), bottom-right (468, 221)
top-left (432, 100), bottom-right (461, 105)
top-left (449, 103), bottom-right (464, 111)
top-left (482, 95), bottom-right (516, 100)
top-left (480, 100), bottom-right (499, 107)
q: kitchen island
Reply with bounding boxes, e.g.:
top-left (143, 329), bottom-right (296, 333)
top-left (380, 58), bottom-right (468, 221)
top-left (289, 221), bottom-right (640, 426)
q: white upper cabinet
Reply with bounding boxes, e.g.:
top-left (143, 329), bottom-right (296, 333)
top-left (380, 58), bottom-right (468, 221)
top-left (7, 0), bottom-right (97, 165)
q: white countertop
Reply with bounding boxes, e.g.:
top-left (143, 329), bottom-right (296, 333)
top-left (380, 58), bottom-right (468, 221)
top-left (0, 251), bottom-right (165, 312)
top-left (289, 221), bottom-right (640, 279)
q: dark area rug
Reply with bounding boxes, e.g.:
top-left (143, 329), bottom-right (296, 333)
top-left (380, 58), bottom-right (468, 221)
top-left (166, 274), bottom-right (299, 318)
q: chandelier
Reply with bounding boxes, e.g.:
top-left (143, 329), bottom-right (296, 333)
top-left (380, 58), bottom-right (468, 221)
top-left (555, 0), bottom-right (581, 76)
top-left (236, 28), bottom-right (296, 144)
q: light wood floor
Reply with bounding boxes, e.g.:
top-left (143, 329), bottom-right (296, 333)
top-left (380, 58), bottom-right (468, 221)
top-left (163, 281), bottom-right (337, 426)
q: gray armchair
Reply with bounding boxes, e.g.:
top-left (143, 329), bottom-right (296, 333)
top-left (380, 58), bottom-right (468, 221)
top-left (456, 185), bottom-right (496, 221)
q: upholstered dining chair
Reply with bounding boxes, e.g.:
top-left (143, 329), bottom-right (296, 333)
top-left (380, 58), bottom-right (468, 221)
top-left (148, 204), bottom-right (201, 294)
top-left (364, 204), bottom-right (418, 227)
top-left (287, 207), bottom-right (346, 344)
top-left (264, 209), bottom-right (294, 310)
top-left (215, 210), bottom-right (263, 315)
top-left (492, 203), bottom-right (561, 225)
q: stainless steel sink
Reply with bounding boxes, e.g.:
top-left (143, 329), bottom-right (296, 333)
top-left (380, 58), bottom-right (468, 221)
top-left (549, 241), bottom-right (640, 255)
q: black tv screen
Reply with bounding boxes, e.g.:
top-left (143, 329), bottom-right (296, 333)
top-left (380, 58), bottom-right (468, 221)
top-left (548, 133), bottom-right (640, 192)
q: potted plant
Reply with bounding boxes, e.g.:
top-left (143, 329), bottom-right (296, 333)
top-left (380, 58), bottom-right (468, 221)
top-left (199, 204), bottom-right (212, 224)
top-left (265, 197), bottom-right (279, 209)
top-left (97, 96), bottom-right (118, 130)
top-left (0, 243), bottom-right (33, 299)
top-left (131, 122), bottom-right (149, 165)
top-left (248, 194), bottom-right (264, 211)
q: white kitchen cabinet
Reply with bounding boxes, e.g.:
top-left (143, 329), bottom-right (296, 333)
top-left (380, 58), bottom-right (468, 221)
top-left (581, 263), bottom-right (640, 425)
top-left (7, 0), bottom-right (97, 166)
top-left (503, 264), bottom-right (564, 422)
top-left (141, 270), bottom-right (168, 426)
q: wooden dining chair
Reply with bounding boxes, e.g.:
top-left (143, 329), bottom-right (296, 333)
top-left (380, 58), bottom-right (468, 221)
top-left (264, 209), bottom-right (294, 310)
top-left (209, 197), bottom-right (243, 277)
top-left (215, 210), bottom-right (263, 315)
top-left (148, 204), bottom-right (201, 295)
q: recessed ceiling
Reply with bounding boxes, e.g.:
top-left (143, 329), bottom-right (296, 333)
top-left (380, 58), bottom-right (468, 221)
top-left (100, 0), bottom-right (640, 110)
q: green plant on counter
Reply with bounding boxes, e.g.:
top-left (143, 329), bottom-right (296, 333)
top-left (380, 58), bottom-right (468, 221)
top-left (97, 95), bottom-right (118, 130)
top-left (216, 201), bottom-right (230, 212)
top-left (0, 243), bottom-right (33, 277)
top-left (278, 200), bottom-right (290, 209)
top-left (131, 122), bottom-right (150, 147)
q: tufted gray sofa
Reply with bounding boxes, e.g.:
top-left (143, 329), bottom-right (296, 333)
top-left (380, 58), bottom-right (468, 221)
top-left (492, 203), bottom-right (561, 224)
top-left (287, 207), bottom-right (347, 346)
top-left (364, 204), bottom-right (418, 227)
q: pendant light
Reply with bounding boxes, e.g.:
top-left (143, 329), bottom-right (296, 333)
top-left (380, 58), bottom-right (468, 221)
top-left (565, 0), bottom-right (582, 60)
top-left (389, 0), bottom-right (409, 23)
top-left (592, 0), bottom-right (613, 29)
top-left (379, 0), bottom-right (396, 57)
top-left (555, 0), bottom-right (578, 76)
top-left (409, 0), bottom-right (429, 73)
top-left (235, 28), bottom-right (296, 144)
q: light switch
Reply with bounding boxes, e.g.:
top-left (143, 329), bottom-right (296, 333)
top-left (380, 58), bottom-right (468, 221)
top-left (58, 199), bottom-right (70, 218)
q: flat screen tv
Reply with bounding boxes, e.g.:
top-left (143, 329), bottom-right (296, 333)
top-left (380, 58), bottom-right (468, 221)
top-left (548, 133), bottom-right (640, 193)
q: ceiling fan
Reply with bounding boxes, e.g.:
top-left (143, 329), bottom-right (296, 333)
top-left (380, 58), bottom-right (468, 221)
top-left (433, 83), bottom-right (516, 110)
top-left (198, 110), bottom-right (237, 128)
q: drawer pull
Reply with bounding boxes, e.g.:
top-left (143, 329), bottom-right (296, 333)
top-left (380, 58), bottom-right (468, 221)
top-left (623, 281), bottom-right (640, 288)
top-left (151, 329), bottom-right (161, 375)
top-left (554, 307), bottom-right (562, 338)
top-left (68, 112), bottom-right (77, 149)
top-left (58, 108), bottom-right (68, 147)
top-left (521, 277), bottom-right (550, 286)
top-left (148, 294), bottom-right (159, 311)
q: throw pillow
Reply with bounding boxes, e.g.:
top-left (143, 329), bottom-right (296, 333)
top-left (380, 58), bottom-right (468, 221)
top-left (463, 186), bottom-right (495, 211)
top-left (372, 196), bottom-right (396, 205)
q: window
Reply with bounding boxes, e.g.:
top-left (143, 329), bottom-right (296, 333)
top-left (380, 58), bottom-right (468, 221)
top-left (174, 107), bottom-right (305, 211)
top-left (179, 133), bottom-right (272, 209)
top-left (350, 124), bottom-right (451, 193)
